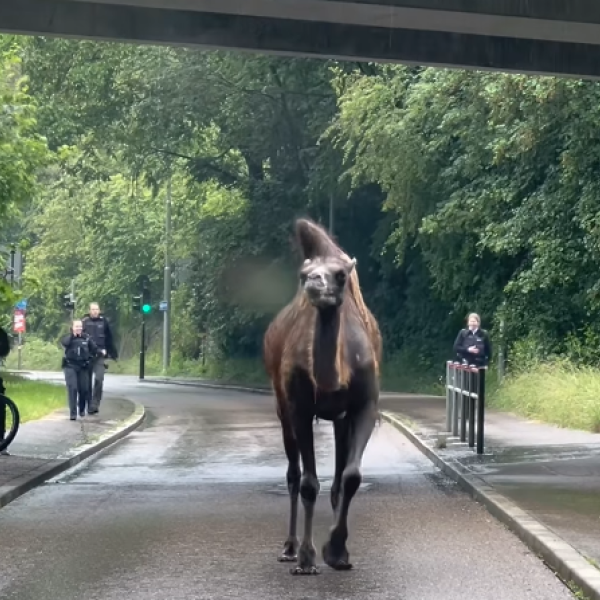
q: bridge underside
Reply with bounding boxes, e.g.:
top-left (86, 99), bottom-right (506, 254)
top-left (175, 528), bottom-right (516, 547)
top-left (2, 0), bottom-right (600, 78)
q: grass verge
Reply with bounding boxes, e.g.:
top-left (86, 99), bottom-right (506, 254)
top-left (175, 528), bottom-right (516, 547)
top-left (489, 360), bottom-right (600, 433)
top-left (2, 373), bottom-right (65, 423)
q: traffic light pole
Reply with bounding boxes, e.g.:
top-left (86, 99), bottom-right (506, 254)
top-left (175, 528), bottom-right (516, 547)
top-left (162, 173), bottom-right (172, 372)
top-left (139, 313), bottom-right (146, 380)
top-left (70, 279), bottom-right (75, 321)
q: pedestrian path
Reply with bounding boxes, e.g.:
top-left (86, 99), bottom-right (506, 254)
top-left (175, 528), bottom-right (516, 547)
top-left (0, 396), bottom-right (136, 493)
top-left (379, 394), bottom-right (600, 569)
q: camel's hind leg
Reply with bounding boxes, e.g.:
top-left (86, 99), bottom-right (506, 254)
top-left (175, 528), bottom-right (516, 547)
top-left (278, 417), bottom-right (301, 562)
top-left (330, 418), bottom-right (349, 518)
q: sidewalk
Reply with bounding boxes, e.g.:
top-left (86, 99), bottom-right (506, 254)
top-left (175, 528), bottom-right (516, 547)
top-left (379, 394), bottom-right (600, 570)
top-left (0, 395), bottom-right (144, 508)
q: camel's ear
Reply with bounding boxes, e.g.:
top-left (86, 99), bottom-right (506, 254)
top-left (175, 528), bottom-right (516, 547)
top-left (295, 219), bottom-right (326, 260)
top-left (347, 257), bottom-right (357, 273)
top-left (303, 258), bottom-right (312, 266)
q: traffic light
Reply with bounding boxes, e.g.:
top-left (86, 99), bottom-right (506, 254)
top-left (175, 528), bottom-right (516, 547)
top-left (132, 294), bottom-right (141, 312)
top-left (141, 287), bottom-right (152, 314)
top-left (63, 293), bottom-right (75, 311)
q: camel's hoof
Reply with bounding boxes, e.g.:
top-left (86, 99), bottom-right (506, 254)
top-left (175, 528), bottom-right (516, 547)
top-left (322, 541), bottom-right (353, 571)
top-left (278, 553), bottom-right (297, 563)
top-left (290, 565), bottom-right (320, 575)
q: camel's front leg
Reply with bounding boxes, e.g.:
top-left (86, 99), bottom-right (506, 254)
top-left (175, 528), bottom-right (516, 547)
top-left (322, 402), bottom-right (376, 571)
top-left (278, 420), bottom-right (300, 562)
top-left (290, 412), bottom-right (320, 575)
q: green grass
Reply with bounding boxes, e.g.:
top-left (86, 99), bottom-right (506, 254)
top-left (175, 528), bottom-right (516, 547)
top-left (2, 373), bottom-right (66, 423)
top-left (489, 360), bottom-right (600, 433)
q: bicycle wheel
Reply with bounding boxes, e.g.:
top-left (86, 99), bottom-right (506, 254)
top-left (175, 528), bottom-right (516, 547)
top-left (0, 394), bottom-right (20, 453)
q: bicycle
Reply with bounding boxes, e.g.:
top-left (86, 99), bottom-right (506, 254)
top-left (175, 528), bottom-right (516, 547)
top-left (0, 376), bottom-right (20, 455)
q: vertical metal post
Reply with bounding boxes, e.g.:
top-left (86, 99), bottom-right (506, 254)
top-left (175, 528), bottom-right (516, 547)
top-left (139, 315), bottom-right (146, 380)
top-left (70, 279), bottom-right (76, 321)
top-left (162, 173), bottom-right (172, 373)
top-left (452, 364), bottom-right (460, 437)
top-left (468, 368), bottom-right (476, 448)
top-left (17, 332), bottom-right (22, 370)
top-left (498, 316), bottom-right (505, 383)
top-left (476, 368), bottom-right (486, 454)
top-left (445, 362), bottom-right (452, 432)
top-left (460, 366), bottom-right (468, 443)
top-left (9, 248), bottom-right (20, 370)
top-left (9, 247), bottom-right (15, 286)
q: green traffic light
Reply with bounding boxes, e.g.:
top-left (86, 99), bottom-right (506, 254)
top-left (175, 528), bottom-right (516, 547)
top-left (142, 304), bottom-right (152, 314)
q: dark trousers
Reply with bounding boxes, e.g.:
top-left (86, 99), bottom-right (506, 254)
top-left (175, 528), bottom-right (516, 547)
top-left (0, 395), bottom-right (5, 440)
top-left (88, 356), bottom-right (106, 412)
top-left (0, 377), bottom-right (5, 440)
top-left (64, 366), bottom-right (91, 418)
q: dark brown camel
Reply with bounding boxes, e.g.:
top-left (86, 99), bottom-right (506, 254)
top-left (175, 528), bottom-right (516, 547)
top-left (263, 218), bottom-right (382, 575)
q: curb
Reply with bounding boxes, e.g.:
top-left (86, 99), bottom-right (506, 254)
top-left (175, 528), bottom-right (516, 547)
top-left (381, 411), bottom-right (600, 600)
top-left (140, 377), bottom-right (272, 396)
top-left (0, 401), bottom-right (145, 510)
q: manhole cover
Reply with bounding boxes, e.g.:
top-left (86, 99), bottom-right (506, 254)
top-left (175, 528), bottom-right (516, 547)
top-left (265, 478), bottom-right (374, 495)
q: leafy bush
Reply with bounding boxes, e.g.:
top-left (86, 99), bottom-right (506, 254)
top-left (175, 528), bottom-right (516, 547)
top-left (3, 335), bottom-right (63, 372)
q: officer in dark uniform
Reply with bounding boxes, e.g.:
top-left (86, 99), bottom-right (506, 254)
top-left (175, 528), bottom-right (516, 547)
top-left (61, 319), bottom-right (99, 420)
top-left (0, 326), bottom-right (11, 454)
top-left (453, 312), bottom-right (492, 368)
top-left (81, 302), bottom-right (118, 414)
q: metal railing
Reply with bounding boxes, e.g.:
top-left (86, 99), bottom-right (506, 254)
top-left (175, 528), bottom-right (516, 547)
top-left (445, 361), bottom-right (487, 455)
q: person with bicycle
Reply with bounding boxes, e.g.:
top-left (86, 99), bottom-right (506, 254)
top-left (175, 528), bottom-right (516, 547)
top-left (0, 325), bottom-right (11, 454)
top-left (61, 319), bottom-right (100, 420)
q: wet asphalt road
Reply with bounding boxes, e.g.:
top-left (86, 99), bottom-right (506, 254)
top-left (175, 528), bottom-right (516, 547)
top-left (0, 377), bottom-right (574, 600)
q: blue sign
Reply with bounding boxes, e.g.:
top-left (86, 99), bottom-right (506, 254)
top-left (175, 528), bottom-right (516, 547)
top-left (15, 299), bottom-right (28, 310)
top-left (159, 301), bottom-right (168, 312)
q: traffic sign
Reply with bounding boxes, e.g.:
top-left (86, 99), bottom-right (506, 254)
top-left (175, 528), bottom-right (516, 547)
top-left (159, 301), bottom-right (168, 312)
top-left (13, 309), bottom-right (26, 333)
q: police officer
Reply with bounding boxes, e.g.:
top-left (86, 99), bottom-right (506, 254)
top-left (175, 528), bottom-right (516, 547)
top-left (453, 312), bottom-right (492, 368)
top-left (81, 302), bottom-right (118, 414)
top-left (0, 326), bottom-right (10, 454)
top-left (61, 319), bottom-right (99, 420)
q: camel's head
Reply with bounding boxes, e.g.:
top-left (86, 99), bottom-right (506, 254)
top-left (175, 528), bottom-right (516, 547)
top-left (300, 256), bottom-right (356, 309)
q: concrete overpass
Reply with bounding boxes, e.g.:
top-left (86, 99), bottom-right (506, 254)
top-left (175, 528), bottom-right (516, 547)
top-left (2, 0), bottom-right (600, 78)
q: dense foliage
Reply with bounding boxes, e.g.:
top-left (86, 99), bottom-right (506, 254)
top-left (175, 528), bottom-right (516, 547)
top-left (3, 35), bottom-right (600, 387)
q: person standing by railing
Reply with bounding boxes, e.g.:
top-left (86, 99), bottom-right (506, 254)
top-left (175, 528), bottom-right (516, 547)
top-left (453, 312), bottom-right (492, 368)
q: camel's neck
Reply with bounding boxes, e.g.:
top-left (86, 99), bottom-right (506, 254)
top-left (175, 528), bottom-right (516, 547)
top-left (312, 306), bottom-right (342, 392)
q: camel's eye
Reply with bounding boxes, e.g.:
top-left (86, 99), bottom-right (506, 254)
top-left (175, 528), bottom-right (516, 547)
top-left (335, 270), bottom-right (346, 284)
top-left (300, 272), bottom-right (308, 284)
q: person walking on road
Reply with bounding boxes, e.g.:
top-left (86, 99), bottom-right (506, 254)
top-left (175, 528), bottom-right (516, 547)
top-left (453, 312), bottom-right (492, 368)
top-left (61, 319), bottom-right (99, 420)
top-left (81, 302), bottom-right (118, 415)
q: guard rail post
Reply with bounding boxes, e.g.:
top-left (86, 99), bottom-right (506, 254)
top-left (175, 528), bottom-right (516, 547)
top-left (477, 366), bottom-right (486, 455)
top-left (445, 361), bottom-right (487, 455)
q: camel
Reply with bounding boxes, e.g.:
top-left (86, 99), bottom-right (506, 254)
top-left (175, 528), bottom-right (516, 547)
top-left (263, 218), bottom-right (382, 575)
